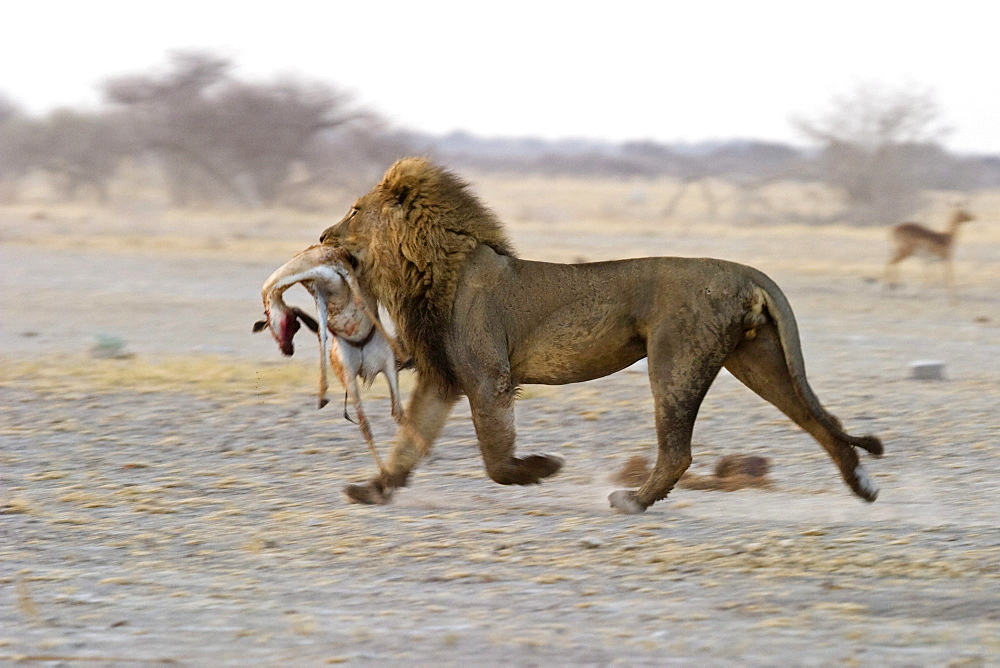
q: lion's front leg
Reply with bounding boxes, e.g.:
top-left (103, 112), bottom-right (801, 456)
top-left (343, 374), bottom-right (456, 505)
top-left (467, 372), bottom-right (563, 486)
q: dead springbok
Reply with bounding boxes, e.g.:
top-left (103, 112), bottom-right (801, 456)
top-left (884, 207), bottom-right (974, 298)
top-left (254, 244), bottom-right (405, 474)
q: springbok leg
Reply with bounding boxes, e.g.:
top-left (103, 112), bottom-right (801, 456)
top-left (314, 291), bottom-right (331, 410)
top-left (345, 367), bottom-right (387, 476)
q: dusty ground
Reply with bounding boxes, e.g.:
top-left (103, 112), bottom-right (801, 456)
top-left (1, 181), bottom-right (999, 665)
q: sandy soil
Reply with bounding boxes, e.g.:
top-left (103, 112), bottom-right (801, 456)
top-left (1, 192), bottom-right (999, 665)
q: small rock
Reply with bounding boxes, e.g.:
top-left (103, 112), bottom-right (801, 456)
top-left (909, 360), bottom-right (945, 380)
top-left (91, 334), bottom-right (133, 359)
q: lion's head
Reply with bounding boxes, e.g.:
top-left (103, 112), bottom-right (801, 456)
top-left (320, 157), bottom-right (516, 393)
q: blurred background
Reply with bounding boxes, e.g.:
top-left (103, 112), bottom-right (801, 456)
top-left (1, 0), bottom-right (998, 225)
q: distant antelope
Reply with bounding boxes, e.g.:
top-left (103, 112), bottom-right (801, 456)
top-left (884, 207), bottom-right (975, 296)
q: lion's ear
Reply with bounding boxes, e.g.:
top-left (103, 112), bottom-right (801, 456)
top-left (392, 184), bottom-right (411, 208)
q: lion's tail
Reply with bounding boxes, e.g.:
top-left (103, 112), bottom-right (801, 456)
top-left (750, 272), bottom-right (884, 457)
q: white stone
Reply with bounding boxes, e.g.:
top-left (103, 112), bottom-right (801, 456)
top-left (909, 360), bottom-right (945, 380)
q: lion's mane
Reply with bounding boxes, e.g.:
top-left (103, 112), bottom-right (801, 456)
top-left (366, 158), bottom-right (516, 394)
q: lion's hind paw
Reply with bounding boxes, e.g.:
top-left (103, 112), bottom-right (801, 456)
top-left (849, 464), bottom-right (879, 503)
top-left (608, 490), bottom-right (646, 514)
top-left (343, 481), bottom-right (392, 505)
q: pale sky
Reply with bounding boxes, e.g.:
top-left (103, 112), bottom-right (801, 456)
top-left (4, 1), bottom-right (998, 153)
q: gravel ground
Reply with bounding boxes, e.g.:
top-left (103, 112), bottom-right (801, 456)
top-left (1, 213), bottom-right (999, 665)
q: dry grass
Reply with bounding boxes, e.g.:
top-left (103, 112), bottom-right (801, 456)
top-left (0, 354), bottom-right (417, 405)
top-left (0, 355), bottom-right (312, 397)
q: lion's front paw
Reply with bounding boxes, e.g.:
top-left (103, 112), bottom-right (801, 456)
top-left (608, 490), bottom-right (646, 514)
top-left (521, 454), bottom-right (563, 482)
top-left (486, 454), bottom-right (563, 485)
top-left (343, 481), bottom-right (393, 505)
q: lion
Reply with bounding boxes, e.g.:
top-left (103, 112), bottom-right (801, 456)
top-left (319, 157), bottom-right (884, 514)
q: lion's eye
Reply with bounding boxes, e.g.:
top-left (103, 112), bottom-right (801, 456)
top-left (348, 207), bottom-right (359, 220)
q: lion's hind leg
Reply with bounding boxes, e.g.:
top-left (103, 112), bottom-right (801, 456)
top-left (723, 323), bottom-right (882, 502)
top-left (610, 344), bottom-right (723, 515)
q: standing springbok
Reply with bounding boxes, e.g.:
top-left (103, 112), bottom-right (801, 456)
top-left (884, 207), bottom-right (975, 297)
top-left (254, 244), bottom-right (405, 474)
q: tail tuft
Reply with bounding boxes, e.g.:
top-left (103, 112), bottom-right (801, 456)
top-left (852, 434), bottom-right (884, 457)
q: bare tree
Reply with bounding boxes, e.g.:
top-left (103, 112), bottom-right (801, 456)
top-left (0, 100), bottom-right (129, 203)
top-left (0, 95), bottom-right (29, 201)
top-left (0, 93), bottom-right (19, 124)
top-left (32, 109), bottom-right (132, 202)
top-left (103, 51), bottom-right (371, 207)
top-left (794, 83), bottom-right (950, 224)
